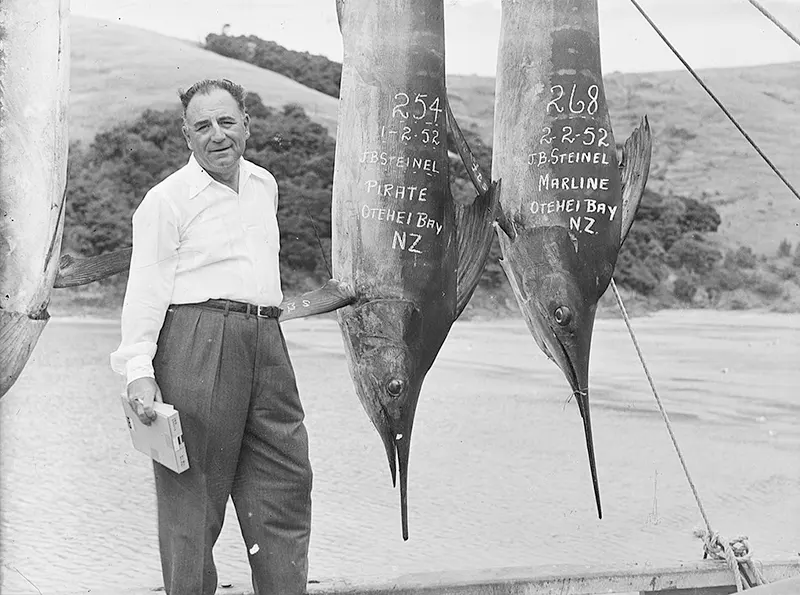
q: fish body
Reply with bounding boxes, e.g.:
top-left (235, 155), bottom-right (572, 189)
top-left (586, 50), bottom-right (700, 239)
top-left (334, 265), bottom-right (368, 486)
top-left (492, 0), bottom-right (652, 516)
top-left (0, 0), bottom-right (70, 398)
top-left (333, 0), bottom-right (496, 539)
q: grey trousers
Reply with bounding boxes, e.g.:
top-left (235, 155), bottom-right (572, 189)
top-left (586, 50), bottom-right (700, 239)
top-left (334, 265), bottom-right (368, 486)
top-left (152, 303), bottom-right (312, 595)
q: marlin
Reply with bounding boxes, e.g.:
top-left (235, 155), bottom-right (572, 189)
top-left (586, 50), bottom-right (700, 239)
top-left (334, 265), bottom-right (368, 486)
top-left (491, 0), bottom-right (652, 517)
top-left (317, 0), bottom-right (497, 540)
top-left (0, 0), bottom-right (70, 398)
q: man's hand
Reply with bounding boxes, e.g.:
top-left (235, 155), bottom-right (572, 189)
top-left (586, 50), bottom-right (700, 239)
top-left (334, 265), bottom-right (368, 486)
top-left (127, 377), bottom-right (163, 425)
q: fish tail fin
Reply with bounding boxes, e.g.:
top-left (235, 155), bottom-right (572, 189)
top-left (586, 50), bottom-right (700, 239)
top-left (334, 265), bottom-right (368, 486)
top-left (619, 115), bottom-right (653, 246)
top-left (1, 310), bottom-right (49, 398)
top-left (575, 390), bottom-right (602, 519)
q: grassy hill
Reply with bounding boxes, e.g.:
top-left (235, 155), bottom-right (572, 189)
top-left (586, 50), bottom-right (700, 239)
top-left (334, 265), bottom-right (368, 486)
top-left (448, 65), bottom-right (800, 256)
top-left (69, 17), bottom-right (339, 142)
top-left (70, 16), bottom-right (800, 256)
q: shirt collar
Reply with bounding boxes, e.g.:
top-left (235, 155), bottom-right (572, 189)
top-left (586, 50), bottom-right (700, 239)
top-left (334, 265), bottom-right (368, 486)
top-left (186, 154), bottom-right (270, 199)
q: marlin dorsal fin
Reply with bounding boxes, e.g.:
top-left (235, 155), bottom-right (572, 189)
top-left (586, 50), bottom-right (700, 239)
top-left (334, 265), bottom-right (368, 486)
top-left (619, 115), bottom-right (653, 246)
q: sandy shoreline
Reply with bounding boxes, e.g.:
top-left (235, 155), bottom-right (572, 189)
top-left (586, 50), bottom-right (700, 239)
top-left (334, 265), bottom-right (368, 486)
top-left (3, 309), bottom-right (798, 593)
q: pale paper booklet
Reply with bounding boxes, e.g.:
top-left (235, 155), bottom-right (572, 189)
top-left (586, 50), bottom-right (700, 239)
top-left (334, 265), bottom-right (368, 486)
top-left (120, 395), bottom-right (189, 473)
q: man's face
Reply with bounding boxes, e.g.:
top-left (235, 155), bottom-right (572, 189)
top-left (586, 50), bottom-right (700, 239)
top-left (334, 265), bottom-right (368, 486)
top-left (182, 89), bottom-right (250, 177)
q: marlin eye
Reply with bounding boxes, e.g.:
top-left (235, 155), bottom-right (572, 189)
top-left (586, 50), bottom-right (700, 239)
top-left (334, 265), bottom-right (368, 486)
top-left (554, 306), bottom-right (572, 326)
top-left (386, 379), bottom-right (404, 397)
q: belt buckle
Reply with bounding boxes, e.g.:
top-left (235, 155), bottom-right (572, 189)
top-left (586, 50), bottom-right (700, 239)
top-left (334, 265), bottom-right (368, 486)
top-left (256, 305), bottom-right (270, 318)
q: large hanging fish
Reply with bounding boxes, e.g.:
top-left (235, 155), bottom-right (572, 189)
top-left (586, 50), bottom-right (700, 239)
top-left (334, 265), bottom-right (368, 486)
top-left (324, 0), bottom-right (497, 540)
top-left (0, 0), bottom-right (70, 397)
top-left (492, 0), bottom-right (652, 517)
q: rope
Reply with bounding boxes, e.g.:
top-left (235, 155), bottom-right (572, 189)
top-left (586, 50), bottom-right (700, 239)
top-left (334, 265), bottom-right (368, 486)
top-left (746, 0), bottom-right (800, 49)
top-left (609, 280), bottom-right (768, 591)
top-left (627, 0), bottom-right (800, 202)
top-left (694, 530), bottom-right (769, 590)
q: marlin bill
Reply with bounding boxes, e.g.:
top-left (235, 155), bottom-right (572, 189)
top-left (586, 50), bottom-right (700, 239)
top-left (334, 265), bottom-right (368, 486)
top-left (491, 0), bottom-right (652, 517)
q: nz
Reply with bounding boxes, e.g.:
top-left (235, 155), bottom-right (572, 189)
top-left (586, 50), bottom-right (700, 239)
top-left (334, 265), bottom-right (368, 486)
top-left (392, 230), bottom-right (424, 254)
top-left (570, 216), bottom-right (597, 235)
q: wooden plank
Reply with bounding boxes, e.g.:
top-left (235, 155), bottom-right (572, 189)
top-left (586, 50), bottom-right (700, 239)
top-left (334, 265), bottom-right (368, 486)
top-left (302, 561), bottom-right (799, 594)
top-left (742, 576), bottom-right (800, 594)
top-left (644, 586), bottom-right (735, 595)
top-left (33, 560), bottom-right (799, 595)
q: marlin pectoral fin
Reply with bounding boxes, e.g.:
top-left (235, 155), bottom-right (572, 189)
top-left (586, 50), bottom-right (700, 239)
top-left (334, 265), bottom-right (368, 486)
top-left (53, 248), bottom-right (133, 288)
top-left (496, 225), bottom-right (554, 361)
top-left (445, 97), bottom-right (490, 196)
top-left (495, 221), bottom-right (521, 305)
top-left (278, 279), bottom-right (355, 323)
top-left (454, 180), bottom-right (500, 319)
top-left (495, 208), bottom-right (516, 241)
top-left (619, 115), bottom-right (653, 247)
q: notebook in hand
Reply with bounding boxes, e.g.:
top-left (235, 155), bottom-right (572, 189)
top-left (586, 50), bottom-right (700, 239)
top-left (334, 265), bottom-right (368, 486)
top-left (120, 395), bottom-right (190, 473)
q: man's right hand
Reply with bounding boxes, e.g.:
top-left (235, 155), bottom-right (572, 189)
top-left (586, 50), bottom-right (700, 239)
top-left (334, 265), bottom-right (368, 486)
top-left (127, 377), bottom-right (163, 425)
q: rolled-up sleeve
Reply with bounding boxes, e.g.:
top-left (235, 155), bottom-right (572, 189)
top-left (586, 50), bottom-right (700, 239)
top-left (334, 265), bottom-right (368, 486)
top-left (109, 189), bottom-right (180, 384)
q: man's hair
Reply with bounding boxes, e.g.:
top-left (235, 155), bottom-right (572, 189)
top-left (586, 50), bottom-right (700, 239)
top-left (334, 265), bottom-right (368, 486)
top-left (178, 78), bottom-right (247, 116)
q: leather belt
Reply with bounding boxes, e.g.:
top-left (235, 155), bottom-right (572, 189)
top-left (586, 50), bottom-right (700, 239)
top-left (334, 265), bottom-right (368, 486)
top-left (191, 299), bottom-right (282, 319)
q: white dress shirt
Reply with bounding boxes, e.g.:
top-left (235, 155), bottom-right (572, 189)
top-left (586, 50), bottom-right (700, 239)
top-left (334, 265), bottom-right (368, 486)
top-left (110, 154), bottom-right (283, 385)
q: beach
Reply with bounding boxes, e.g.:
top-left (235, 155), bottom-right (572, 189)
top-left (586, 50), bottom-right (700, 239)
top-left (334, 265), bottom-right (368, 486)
top-left (1, 310), bottom-right (798, 593)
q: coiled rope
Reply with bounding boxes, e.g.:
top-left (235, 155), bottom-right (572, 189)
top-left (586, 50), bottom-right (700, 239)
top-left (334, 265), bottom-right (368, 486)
top-left (627, 0), bottom-right (800, 202)
top-left (746, 0), bottom-right (800, 49)
top-left (609, 280), bottom-right (768, 590)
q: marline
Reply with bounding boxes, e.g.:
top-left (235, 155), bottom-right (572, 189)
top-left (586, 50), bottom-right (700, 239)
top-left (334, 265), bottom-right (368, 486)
top-left (538, 174), bottom-right (610, 192)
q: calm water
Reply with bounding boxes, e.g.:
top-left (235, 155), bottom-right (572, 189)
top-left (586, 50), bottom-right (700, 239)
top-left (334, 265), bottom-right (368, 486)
top-left (2, 310), bottom-right (799, 593)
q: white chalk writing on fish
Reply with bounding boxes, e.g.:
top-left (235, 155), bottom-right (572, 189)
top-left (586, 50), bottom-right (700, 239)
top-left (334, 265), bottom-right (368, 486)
top-left (359, 151), bottom-right (441, 174)
top-left (363, 180), bottom-right (428, 201)
top-left (360, 205), bottom-right (443, 235)
top-left (529, 198), bottom-right (618, 221)
top-left (538, 174), bottom-right (610, 192)
top-left (527, 148), bottom-right (611, 167)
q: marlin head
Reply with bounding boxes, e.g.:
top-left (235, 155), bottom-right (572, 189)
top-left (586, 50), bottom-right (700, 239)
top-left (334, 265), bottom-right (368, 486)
top-left (498, 223), bottom-right (606, 518)
top-left (338, 299), bottom-right (424, 540)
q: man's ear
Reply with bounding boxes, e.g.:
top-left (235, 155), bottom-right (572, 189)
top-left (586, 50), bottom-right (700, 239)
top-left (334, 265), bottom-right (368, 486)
top-left (182, 124), bottom-right (192, 149)
top-left (243, 113), bottom-right (251, 139)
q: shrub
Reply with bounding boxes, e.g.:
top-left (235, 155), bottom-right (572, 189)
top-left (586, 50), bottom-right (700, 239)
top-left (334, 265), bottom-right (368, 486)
top-left (673, 275), bottom-right (697, 303)
top-left (665, 233), bottom-right (723, 275)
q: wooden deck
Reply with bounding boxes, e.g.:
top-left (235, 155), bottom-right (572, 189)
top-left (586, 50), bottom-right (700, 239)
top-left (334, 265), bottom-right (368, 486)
top-left (70, 559), bottom-right (799, 595)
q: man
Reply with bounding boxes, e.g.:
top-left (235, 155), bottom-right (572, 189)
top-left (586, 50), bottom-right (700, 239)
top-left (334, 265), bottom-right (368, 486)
top-left (110, 78), bottom-right (312, 595)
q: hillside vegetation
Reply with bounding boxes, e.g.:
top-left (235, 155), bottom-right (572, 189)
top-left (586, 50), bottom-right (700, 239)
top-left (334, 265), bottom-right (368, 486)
top-left (59, 18), bottom-right (800, 316)
top-left (447, 65), bottom-right (800, 256)
top-left (69, 17), bottom-right (339, 142)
